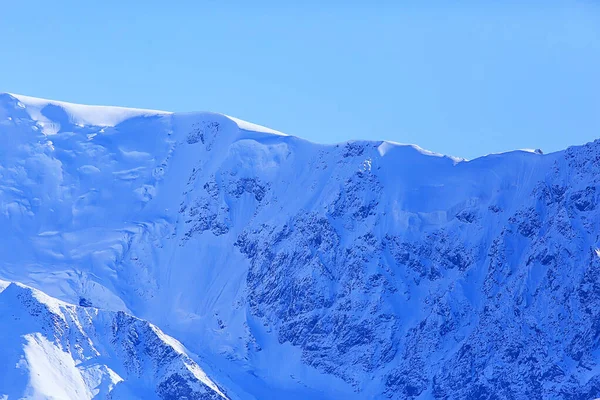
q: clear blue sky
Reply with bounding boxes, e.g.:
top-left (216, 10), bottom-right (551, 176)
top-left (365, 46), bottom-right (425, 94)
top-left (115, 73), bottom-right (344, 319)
top-left (1, 1), bottom-right (599, 159)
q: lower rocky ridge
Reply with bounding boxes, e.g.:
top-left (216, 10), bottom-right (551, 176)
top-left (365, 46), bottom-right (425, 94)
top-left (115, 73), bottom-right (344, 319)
top-left (0, 281), bottom-right (228, 400)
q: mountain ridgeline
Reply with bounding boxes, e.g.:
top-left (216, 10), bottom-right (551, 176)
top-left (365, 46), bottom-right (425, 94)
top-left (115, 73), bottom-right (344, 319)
top-left (0, 93), bottom-right (599, 399)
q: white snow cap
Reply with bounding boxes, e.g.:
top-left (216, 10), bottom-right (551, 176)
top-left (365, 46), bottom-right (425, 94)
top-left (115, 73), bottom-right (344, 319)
top-left (9, 93), bottom-right (170, 130)
top-left (8, 93), bottom-right (285, 137)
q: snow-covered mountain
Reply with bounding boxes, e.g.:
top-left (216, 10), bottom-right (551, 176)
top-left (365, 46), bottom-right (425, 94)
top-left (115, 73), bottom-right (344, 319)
top-left (0, 280), bottom-right (227, 399)
top-left (1, 92), bottom-right (599, 399)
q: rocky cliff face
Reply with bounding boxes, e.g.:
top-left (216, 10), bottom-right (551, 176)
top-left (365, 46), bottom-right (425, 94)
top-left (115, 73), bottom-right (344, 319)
top-left (0, 93), bottom-right (599, 399)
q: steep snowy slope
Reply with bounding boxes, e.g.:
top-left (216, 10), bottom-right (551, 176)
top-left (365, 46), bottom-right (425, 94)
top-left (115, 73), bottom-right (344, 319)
top-left (1, 92), bottom-right (600, 399)
top-left (0, 280), bottom-right (227, 399)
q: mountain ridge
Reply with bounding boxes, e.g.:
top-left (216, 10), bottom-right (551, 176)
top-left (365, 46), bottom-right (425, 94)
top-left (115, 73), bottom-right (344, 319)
top-left (4, 92), bottom-right (557, 161)
top-left (0, 279), bottom-right (229, 399)
top-left (1, 93), bottom-right (600, 399)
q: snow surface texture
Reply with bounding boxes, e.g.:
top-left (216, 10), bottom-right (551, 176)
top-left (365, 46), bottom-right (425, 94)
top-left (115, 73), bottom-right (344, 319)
top-left (1, 92), bottom-right (600, 399)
